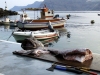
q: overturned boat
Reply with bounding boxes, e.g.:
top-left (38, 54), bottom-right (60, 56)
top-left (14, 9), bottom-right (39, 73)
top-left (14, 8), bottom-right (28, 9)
top-left (17, 5), bottom-right (66, 31)
top-left (12, 30), bottom-right (59, 43)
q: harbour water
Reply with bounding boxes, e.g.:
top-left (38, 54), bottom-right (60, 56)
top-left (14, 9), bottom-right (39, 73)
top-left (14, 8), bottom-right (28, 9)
top-left (0, 11), bottom-right (100, 53)
top-left (0, 11), bottom-right (100, 75)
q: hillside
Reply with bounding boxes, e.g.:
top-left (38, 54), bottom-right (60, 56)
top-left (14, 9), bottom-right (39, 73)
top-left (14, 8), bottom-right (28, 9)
top-left (40, 0), bottom-right (100, 11)
top-left (11, 1), bottom-right (42, 11)
top-left (11, 0), bottom-right (100, 11)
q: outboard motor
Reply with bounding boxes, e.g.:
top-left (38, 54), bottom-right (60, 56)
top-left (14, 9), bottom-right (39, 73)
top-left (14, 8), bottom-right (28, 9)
top-left (48, 21), bottom-right (54, 32)
top-left (67, 32), bottom-right (71, 38)
top-left (54, 14), bottom-right (59, 18)
top-left (21, 38), bottom-right (44, 50)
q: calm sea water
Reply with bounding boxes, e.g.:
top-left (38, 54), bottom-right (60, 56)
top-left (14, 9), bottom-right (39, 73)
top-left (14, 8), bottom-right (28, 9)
top-left (0, 11), bottom-right (100, 53)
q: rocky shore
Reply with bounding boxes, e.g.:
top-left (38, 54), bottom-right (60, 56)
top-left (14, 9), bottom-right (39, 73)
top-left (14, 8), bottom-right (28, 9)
top-left (0, 8), bottom-right (18, 18)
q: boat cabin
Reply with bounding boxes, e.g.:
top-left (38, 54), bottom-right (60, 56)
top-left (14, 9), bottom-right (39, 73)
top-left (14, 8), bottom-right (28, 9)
top-left (20, 13), bottom-right (30, 22)
top-left (40, 7), bottom-right (54, 20)
top-left (17, 5), bottom-right (65, 30)
top-left (22, 5), bottom-right (59, 21)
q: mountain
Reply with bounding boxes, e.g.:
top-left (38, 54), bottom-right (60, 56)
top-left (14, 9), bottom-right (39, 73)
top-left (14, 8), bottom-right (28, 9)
top-left (10, 6), bottom-right (25, 11)
top-left (40, 0), bottom-right (100, 11)
top-left (11, 1), bottom-right (42, 11)
top-left (11, 0), bottom-right (100, 11)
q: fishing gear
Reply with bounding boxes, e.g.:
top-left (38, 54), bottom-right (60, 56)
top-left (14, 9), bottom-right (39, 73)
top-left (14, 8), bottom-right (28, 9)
top-left (7, 31), bottom-right (14, 41)
top-left (85, 67), bottom-right (100, 73)
top-left (68, 66), bottom-right (100, 73)
top-left (46, 63), bottom-right (98, 75)
top-left (46, 63), bottom-right (83, 74)
top-left (77, 68), bottom-right (98, 75)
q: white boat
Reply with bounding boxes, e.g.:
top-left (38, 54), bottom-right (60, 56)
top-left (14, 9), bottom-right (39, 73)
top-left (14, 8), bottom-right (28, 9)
top-left (12, 30), bottom-right (59, 42)
top-left (1, 18), bottom-right (10, 25)
top-left (17, 5), bottom-right (66, 31)
top-left (0, 18), bottom-right (16, 26)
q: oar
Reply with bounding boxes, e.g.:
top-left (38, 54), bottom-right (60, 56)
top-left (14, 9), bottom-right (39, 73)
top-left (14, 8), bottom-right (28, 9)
top-left (78, 69), bottom-right (98, 75)
top-left (7, 31), bottom-right (14, 41)
top-left (58, 65), bottom-right (98, 75)
top-left (66, 65), bottom-right (100, 73)
top-left (74, 67), bottom-right (100, 73)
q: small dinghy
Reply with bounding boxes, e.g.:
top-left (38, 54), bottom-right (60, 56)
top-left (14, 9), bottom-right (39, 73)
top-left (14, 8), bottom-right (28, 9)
top-left (12, 30), bottom-right (59, 42)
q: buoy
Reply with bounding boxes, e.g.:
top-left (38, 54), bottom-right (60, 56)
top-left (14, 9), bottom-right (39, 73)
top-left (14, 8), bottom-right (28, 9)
top-left (91, 20), bottom-right (95, 24)
top-left (66, 14), bottom-right (71, 19)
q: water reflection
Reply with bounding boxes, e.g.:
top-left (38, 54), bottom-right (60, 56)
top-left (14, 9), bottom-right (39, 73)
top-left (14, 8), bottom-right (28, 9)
top-left (0, 25), bottom-right (71, 47)
top-left (41, 37), bottom-right (59, 47)
top-left (0, 24), bottom-right (18, 31)
top-left (57, 27), bottom-right (67, 36)
top-left (4, 25), bottom-right (10, 31)
top-left (67, 31), bottom-right (71, 38)
top-left (57, 27), bottom-right (71, 39)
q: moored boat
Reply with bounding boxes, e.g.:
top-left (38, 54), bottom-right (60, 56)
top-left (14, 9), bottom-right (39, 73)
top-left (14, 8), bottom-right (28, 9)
top-left (12, 30), bottom-right (59, 43)
top-left (0, 18), bottom-right (16, 26)
top-left (1, 18), bottom-right (10, 25)
top-left (17, 5), bottom-right (66, 31)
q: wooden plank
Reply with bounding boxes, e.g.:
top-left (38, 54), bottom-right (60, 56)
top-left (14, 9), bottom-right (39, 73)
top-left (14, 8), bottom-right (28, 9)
top-left (13, 52), bottom-right (100, 72)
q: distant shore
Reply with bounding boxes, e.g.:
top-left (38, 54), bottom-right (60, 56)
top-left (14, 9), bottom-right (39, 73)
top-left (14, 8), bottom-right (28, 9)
top-left (0, 8), bottom-right (18, 18)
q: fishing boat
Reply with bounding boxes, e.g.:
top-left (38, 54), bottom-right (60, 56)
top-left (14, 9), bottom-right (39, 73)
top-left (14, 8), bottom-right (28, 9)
top-left (12, 30), bottom-right (59, 43)
top-left (0, 2), bottom-right (12, 25)
top-left (0, 18), bottom-right (18, 26)
top-left (17, 5), bottom-right (66, 31)
top-left (0, 17), bottom-right (10, 25)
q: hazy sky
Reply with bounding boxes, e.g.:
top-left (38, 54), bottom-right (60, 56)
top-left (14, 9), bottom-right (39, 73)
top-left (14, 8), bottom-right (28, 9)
top-left (0, 0), bottom-right (44, 9)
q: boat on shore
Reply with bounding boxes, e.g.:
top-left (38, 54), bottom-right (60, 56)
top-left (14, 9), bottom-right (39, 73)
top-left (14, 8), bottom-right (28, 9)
top-left (17, 5), bottom-right (66, 31)
top-left (12, 30), bottom-right (59, 43)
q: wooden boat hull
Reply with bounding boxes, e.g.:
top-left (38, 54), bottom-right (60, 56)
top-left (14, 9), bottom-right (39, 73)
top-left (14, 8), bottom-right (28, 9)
top-left (2, 22), bottom-right (10, 25)
top-left (17, 20), bottom-right (65, 31)
top-left (19, 25), bottom-right (64, 31)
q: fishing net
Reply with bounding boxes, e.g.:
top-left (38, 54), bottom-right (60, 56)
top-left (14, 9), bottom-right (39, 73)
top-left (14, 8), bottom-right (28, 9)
top-left (21, 38), bottom-right (44, 50)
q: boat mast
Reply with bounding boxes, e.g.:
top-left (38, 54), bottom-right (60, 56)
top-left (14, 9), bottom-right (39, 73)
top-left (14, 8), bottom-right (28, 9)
top-left (34, 11), bottom-right (35, 19)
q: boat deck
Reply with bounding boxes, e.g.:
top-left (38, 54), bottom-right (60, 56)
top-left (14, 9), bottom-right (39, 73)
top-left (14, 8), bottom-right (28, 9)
top-left (0, 40), bottom-right (100, 75)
